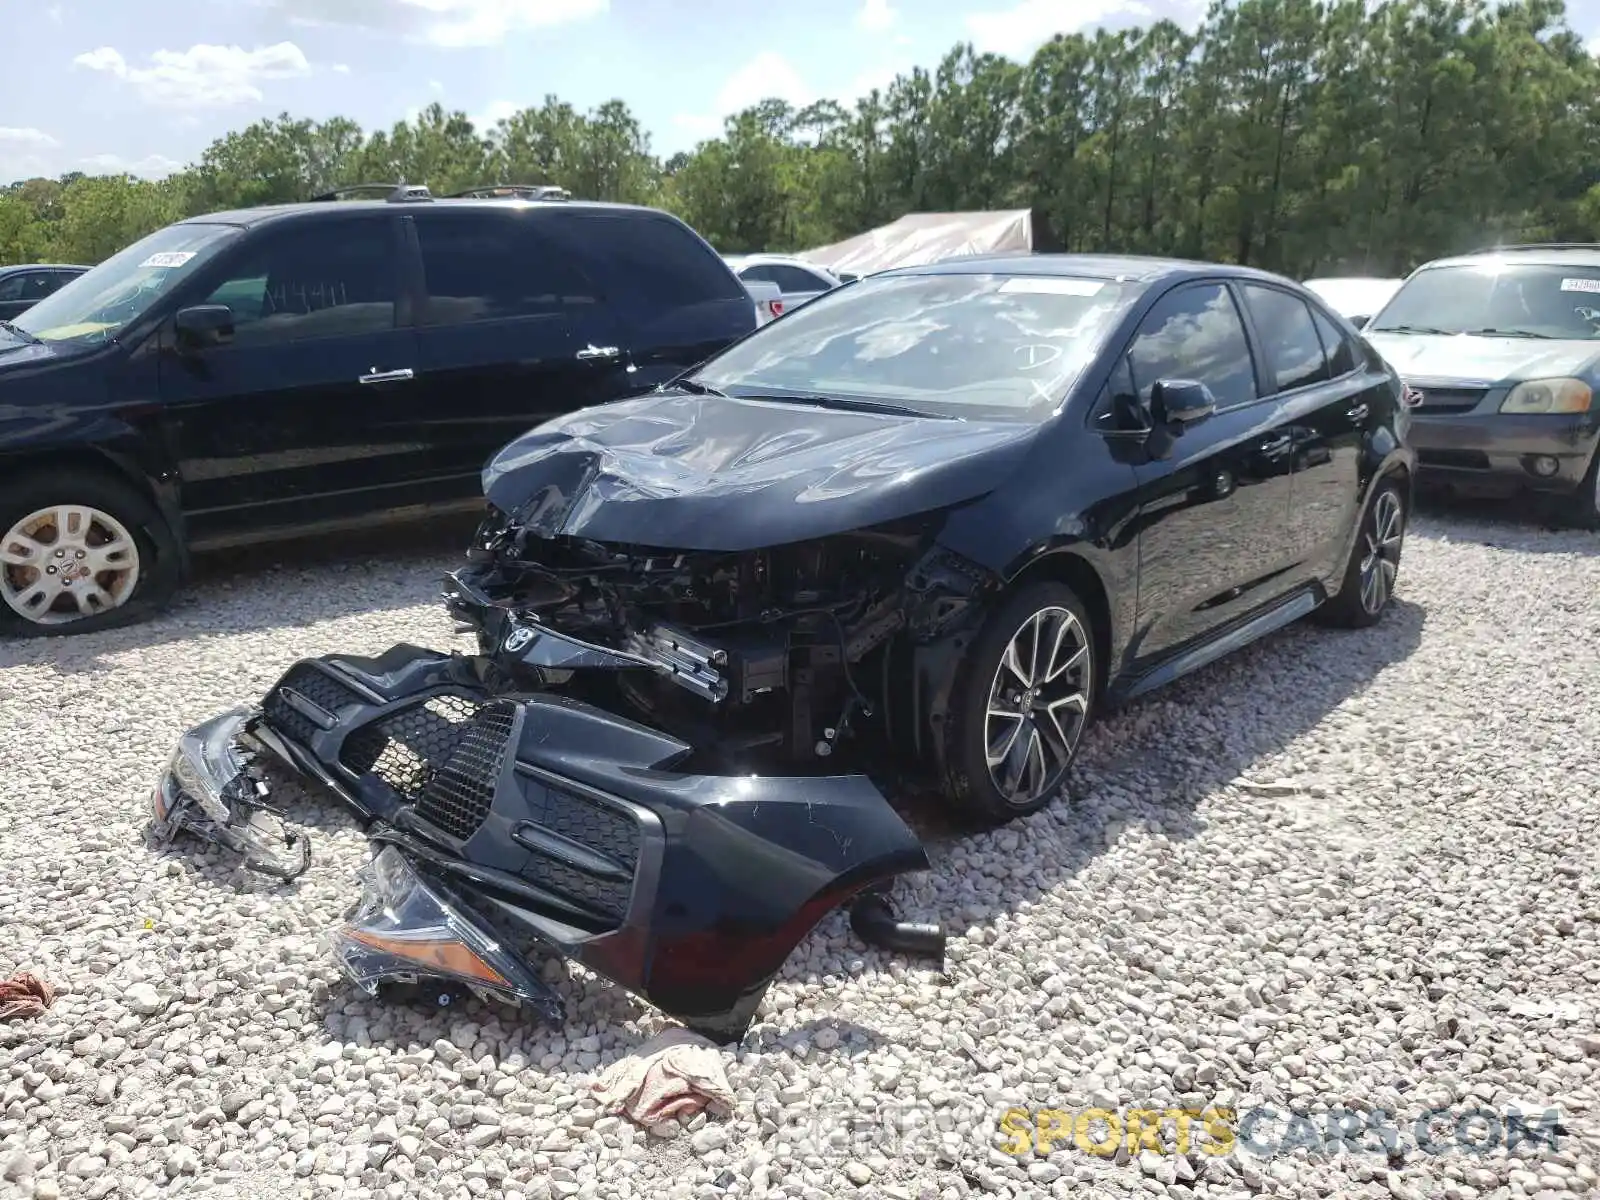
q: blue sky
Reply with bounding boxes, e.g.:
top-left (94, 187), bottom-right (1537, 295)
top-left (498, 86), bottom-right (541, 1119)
top-left (4, 0), bottom-right (1600, 186)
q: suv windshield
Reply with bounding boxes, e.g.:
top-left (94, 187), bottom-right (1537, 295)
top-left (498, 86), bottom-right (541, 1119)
top-left (1369, 262), bottom-right (1600, 340)
top-left (10, 221), bottom-right (240, 346)
top-left (690, 272), bottom-right (1132, 421)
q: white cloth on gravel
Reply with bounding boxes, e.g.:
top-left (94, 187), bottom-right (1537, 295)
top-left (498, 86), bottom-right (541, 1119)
top-left (590, 1027), bottom-right (735, 1128)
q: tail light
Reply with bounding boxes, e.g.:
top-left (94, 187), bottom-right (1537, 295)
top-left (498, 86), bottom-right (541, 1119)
top-left (768, 300), bottom-right (784, 319)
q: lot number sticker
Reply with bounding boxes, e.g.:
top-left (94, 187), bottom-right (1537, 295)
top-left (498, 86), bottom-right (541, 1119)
top-left (140, 251), bottom-right (197, 269)
top-left (1558, 277), bottom-right (1600, 293)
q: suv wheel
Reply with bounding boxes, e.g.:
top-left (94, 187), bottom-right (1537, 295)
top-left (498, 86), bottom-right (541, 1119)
top-left (0, 472), bottom-right (180, 637)
top-left (1571, 448), bottom-right (1600, 531)
top-left (940, 581), bottom-right (1096, 825)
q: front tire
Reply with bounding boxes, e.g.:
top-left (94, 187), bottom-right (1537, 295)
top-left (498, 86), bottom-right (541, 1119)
top-left (1315, 477), bottom-right (1406, 629)
top-left (939, 581), bottom-right (1097, 825)
top-left (1567, 447), bottom-right (1600, 531)
top-left (0, 471), bottom-right (181, 638)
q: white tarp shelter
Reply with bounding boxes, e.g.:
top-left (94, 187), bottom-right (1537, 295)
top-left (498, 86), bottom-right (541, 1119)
top-left (801, 209), bottom-right (1060, 276)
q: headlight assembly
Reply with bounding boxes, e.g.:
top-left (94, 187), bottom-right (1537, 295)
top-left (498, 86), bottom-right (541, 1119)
top-left (1499, 378), bottom-right (1593, 415)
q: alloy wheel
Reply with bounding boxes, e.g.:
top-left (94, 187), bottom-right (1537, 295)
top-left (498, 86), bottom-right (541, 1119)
top-left (0, 505), bottom-right (142, 626)
top-left (984, 605), bottom-right (1091, 807)
top-left (1357, 490), bottom-right (1403, 615)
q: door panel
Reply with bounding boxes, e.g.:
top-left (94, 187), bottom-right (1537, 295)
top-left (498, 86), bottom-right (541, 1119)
top-left (1121, 282), bottom-right (1299, 665)
top-left (1238, 285), bottom-right (1370, 583)
top-left (157, 215), bottom-right (428, 543)
top-left (407, 210), bottom-right (633, 491)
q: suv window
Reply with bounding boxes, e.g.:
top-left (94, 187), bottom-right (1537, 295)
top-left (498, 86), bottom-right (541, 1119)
top-left (0, 271), bottom-right (55, 302)
top-left (1311, 307), bottom-right (1358, 376)
top-left (198, 218), bottom-right (397, 346)
top-left (414, 211), bottom-right (599, 327)
top-left (1241, 284), bottom-right (1329, 392)
top-left (1126, 282), bottom-right (1257, 410)
top-left (541, 211), bottom-right (745, 324)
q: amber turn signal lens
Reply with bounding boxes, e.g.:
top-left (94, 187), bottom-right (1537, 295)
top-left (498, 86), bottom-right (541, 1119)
top-left (343, 927), bottom-right (511, 987)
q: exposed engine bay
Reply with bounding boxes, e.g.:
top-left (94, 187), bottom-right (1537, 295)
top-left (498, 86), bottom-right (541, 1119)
top-left (449, 503), bottom-right (996, 778)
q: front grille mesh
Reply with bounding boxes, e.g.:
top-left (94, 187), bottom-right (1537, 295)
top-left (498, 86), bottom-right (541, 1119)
top-left (340, 694), bottom-right (482, 803)
top-left (412, 701), bottom-right (517, 841)
top-left (1411, 386), bottom-right (1486, 414)
top-left (263, 665), bottom-right (364, 745)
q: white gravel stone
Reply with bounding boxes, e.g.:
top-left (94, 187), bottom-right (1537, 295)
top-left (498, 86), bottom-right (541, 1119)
top-left (2, 512), bottom-right (1599, 1200)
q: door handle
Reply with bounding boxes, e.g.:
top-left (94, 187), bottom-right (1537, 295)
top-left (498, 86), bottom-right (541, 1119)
top-left (1257, 434), bottom-right (1293, 457)
top-left (359, 368), bottom-right (414, 385)
top-left (576, 344), bottom-right (620, 361)
top-left (1347, 403), bottom-right (1370, 422)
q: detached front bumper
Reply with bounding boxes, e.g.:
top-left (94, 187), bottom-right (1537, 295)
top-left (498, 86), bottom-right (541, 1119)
top-left (154, 643), bottom-right (933, 1041)
top-left (1408, 410), bottom-right (1600, 495)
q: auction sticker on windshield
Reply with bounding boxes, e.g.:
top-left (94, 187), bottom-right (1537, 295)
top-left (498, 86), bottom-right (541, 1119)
top-left (140, 251), bottom-right (197, 269)
top-left (998, 277), bottom-right (1105, 296)
top-left (1559, 278), bottom-right (1600, 293)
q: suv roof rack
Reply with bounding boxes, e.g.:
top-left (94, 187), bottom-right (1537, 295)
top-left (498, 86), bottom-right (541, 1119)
top-left (1466, 241), bottom-right (1600, 255)
top-left (445, 183), bottom-right (571, 201)
top-left (310, 183), bottom-right (433, 203)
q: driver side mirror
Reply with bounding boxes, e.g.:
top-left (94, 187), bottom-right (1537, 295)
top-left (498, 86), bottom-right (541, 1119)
top-left (1351, 314), bottom-right (1372, 330)
top-left (174, 304), bottom-right (234, 351)
top-left (1150, 378), bottom-right (1216, 429)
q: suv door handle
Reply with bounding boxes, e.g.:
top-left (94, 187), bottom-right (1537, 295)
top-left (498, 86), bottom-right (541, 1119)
top-left (1258, 433), bottom-right (1293, 457)
top-left (576, 344), bottom-right (620, 361)
top-left (1347, 402), bottom-right (1370, 422)
top-left (359, 368), bottom-right (414, 385)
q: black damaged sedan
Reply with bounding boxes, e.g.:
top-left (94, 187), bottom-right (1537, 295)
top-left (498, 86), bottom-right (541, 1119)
top-left (447, 254), bottom-right (1416, 824)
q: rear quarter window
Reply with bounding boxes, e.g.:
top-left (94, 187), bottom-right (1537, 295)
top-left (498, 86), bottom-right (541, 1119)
top-left (539, 210), bottom-right (749, 333)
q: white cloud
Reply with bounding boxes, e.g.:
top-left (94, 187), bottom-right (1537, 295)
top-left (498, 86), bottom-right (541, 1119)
top-left (964, 0), bottom-right (1150, 59)
top-left (47, 5), bottom-right (65, 22)
top-left (261, 0), bottom-right (607, 48)
top-left (332, 62), bottom-right (352, 73)
top-left (672, 52), bottom-right (817, 141)
top-left (79, 152), bottom-right (184, 179)
top-left (857, 0), bottom-right (896, 31)
top-left (1587, 32), bottom-right (1600, 57)
top-left (0, 130), bottom-right (60, 183)
top-left (470, 99), bottom-right (521, 131)
top-left (0, 128), bottom-right (60, 148)
top-left (72, 43), bottom-right (312, 108)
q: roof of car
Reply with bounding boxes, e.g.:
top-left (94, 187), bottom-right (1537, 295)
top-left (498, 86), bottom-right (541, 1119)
top-left (0, 262), bottom-right (89, 273)
top-left (1418, 244), bottom-right (1600, 270)
top-left (177, 197), bottom-right (666, 228)
top-left (884, 252), bottom-right (1306, 288)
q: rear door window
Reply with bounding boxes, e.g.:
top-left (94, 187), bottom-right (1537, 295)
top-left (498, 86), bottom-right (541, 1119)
top-left (413, 211), bottom-right (600, 326)
top-left (540, 211), bottom-right (746, 327)
top-left (1241, 284), bottom-right (1331, 393)
top-left (1311, 308), bottom-right (1359, 376)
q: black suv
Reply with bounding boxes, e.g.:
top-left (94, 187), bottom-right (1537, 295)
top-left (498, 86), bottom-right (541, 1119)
top-left (0, 184), bottom-right (758, 636)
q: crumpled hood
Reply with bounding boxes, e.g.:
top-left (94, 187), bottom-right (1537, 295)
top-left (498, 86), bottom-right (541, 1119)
top-left (0, 337), bottom-right (72, 374)
top-left (1365, 332), bottom-right (1600, 383)
top-left (481, 390), bottom-right (1041, 551)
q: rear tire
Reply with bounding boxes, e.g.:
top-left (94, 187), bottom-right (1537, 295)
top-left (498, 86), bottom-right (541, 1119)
top-left (1314, 477), bottom-right (1406, 629)
top-left (0, 470), bottom-right (181, 638)
top-left (939, 581), bottom-right (1097, 826)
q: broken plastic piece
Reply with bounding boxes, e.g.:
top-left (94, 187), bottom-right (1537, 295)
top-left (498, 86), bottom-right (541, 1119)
top-left (151, 706), bottom-right (311, 880)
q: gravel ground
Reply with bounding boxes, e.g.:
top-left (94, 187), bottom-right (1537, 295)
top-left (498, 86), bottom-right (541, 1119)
top-left (1, 508), bottom-right (1598, 1200)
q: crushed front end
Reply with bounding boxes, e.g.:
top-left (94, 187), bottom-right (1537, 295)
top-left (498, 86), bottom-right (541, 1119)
top-left (153, 644), bottom-right (938, 1041)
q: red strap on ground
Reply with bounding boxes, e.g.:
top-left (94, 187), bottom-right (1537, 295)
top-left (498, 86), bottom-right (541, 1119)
top-left (0, 974), bottom-right (54, 1021)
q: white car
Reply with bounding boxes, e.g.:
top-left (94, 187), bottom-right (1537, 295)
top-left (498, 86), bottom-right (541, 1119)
top-left (1303, 277), bottom-right (1404, 329)
top-left (724, 254), bottom-right (845, 317)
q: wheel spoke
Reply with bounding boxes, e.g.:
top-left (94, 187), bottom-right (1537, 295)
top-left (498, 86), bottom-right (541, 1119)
top-left (1360, 568), bottom-right (1378, 611)
top-left (13, 578), bottom-right (61, 614)
top-left (1042, 615), bottom-right (1086, 684)
top-left (0, 532), bottom-right (46, 566)
top-left (1001, 636), bottom-right (1033, 688)
top-left (1041, 692), bottom-right (1087, 767)
top-left (54, 505), bottom-right (92, 543)
top-left (985, 710), bottom-right (1026, 768)
top-left (1021, 727), bottom-right (1046, 799)
top-left (87, 539), bottom-right (135, 571)
top-left (1025, 612), bottom-right (1045, 687)
top-left (71, 583), bottom-right (115, 615)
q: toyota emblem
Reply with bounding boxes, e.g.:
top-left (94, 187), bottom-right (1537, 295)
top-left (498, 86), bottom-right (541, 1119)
top-left (504, 626), bottom-right (535, 653)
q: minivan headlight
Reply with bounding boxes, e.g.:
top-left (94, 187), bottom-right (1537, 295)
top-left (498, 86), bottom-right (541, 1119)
top-left (1499, 378), bottom-right (1592, 414)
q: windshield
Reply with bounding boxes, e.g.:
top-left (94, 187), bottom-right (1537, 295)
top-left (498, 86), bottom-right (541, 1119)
top-left (691, 271), bottom-right (1133, 421)
top-left (10, 222), bottom-right (240, 346)
top-left (1369, 263), bottom-right (1600, 339)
